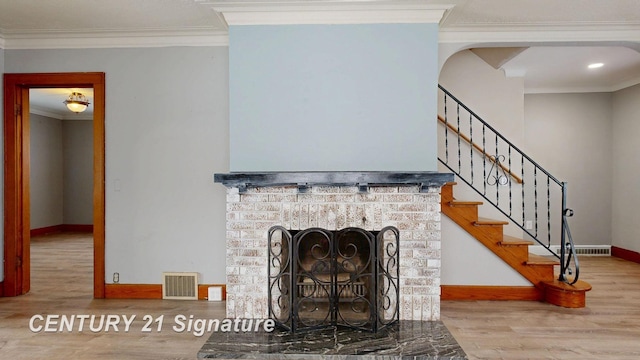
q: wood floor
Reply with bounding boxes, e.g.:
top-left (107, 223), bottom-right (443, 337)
top-left (0, 233), bottom-right (224, 360)
top-left (1, 233), bottom-right (639, 359)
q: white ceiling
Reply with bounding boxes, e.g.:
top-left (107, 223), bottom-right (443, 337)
top-left (30, 88), bottom-right (94, 120)
top-left (2, 0), bottom-right (640, 112)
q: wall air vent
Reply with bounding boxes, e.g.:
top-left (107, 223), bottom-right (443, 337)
top-left (162, 272), bottom-right (198, 300)
top-left (555, 246), bottom-right (611, 256)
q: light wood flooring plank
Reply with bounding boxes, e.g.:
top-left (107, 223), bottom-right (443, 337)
top-left (442, 256), bottom-right (640, 359)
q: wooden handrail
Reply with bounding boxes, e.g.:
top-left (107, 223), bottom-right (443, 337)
top-left (438, 115), bottom-right (524, 184)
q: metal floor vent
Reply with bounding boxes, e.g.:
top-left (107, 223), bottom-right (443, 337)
top-left (555, 246), bottom-right (611, 256)
top-left (162, 272), bottom-right (198, 300)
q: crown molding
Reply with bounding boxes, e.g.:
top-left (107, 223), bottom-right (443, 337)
top-left (524, 79), bottom-right (640, 95)
top-left (612, 75), bottom-right (640, 92)
top-left (0, 34), bottom-right (5, 49)
top-left (202, 1), bottom-right (454, 26)
top-left (439, 24), bottom-right (640, 44)
top-left (1, 29), bottom-right (229, 50)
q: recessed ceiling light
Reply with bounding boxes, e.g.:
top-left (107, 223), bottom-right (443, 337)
top-left (588, 63), bottom-right (604, 69)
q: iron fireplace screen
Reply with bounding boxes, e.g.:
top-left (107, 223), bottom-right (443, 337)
top-left (268, 226), bottom-right (400, 332)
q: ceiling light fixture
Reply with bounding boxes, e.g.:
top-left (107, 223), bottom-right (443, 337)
top-left (64, 92), bottom-right (90, 113)
top-left (588, 63), bottom-right (604, 69)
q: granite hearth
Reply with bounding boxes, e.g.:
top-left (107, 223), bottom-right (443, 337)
top-left (198, 320), bottom-right (467, 359)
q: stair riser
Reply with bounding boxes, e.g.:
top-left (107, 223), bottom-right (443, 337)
top-left (441, 184), bottom-right (455, 203)
top-left (445, 204), bottom-right (479, 223)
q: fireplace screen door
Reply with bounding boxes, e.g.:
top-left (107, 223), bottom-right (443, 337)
top-left (268, 226), bottom-right (399, 332)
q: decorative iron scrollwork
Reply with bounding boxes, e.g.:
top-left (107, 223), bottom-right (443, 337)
top-left (487, 154), bottom-right (509, 186)
top-left (267, 226), bottom-right (399, 333)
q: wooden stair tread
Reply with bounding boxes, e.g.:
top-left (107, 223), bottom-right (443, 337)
top-left (500, 235), bottom-right (534, 246)
top-left (474, 217), bottom-right (509, 226)
top-left (527, 254), bottom-right (560, 265)
top-left (542, 279), bottom-right (592, 292)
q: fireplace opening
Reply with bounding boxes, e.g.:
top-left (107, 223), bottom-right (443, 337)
top-left (268, 226), bottom-right (399, 333)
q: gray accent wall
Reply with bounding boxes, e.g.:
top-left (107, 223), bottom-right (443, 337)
top-left (229, 24), bottom-right (439, 172)
top-left (5, 47), bottom-right (230, 284)
top-left (524, 93), bottom-right (613, 246)
top-left (63, 121), bottom-right (93, 224)
top-left (612, 84), bottom-right (640, 253)
top-left (30, 114), bottom-right (65, 229)
top-left (30, 116), bottom-right (94, 228)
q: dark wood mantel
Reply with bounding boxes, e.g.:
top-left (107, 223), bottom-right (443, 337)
top-left (214, 171), bottom-right (454, 193)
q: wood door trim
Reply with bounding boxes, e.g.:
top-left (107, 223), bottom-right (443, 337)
top-left (3, 72), bottom-right (106, 298)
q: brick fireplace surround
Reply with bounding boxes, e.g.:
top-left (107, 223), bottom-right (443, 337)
top-left (215, 172), bottom-right (453, 322)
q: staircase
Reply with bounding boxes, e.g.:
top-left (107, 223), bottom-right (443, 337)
top-left (441, 182), bottom-right (591, 307)
top-left (437, 84), bottom-right (592, 308)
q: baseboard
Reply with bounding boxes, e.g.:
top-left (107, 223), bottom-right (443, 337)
top-left (441, 285), bottom-right (542, 301)
top-left (105, 284), bottom-right (163, 299)
top-left (104, 283), bottom-right (226, 300)
top-left (30, 224), bottom-right (94, 236)
top-left (0, 282), bottom-right (4, 297)
top-left (62, 224), bottom-right (94, 233)
top-left (611, 246), bottom-right (640, 264)
top-left (31, 225), bottom-right (64, 237)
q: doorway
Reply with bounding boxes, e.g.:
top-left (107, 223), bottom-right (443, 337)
top-left (3, 72), bottom-right (105, 298)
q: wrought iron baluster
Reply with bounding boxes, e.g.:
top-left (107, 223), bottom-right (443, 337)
top-left (534, 167), bottom-right (538, 238)
top-left (469, 113), bottom-right (474, 184)
top-left (522, 154), bottom-right (525, 229)
top-left (457, 104), bottom-right (461, 175)
top-left (547, 177), bottom-right (551, 247)
top-left (508, 145), bottom-right (512, 217)
top-left (495, 135), bottom-right (499, 207)
top-left (482, 124), bottom-right (486, 196)
top-left (444, 96), bottom-right (448, 164)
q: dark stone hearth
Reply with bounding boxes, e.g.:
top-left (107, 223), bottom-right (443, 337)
top-left (214, 171), bottom-right (454, 193)
top-left (197, 320), bottom-right (467, 359)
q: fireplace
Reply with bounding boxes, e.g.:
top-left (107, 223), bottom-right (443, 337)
top-left (267, 225), bottom-right (400, 332)
top-left (214, 172), bottom-right (453, 325)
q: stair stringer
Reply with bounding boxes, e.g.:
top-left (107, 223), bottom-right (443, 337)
top-left (441, 183), bottom-right (556, 292)
top-left (441, 216), bottom-right (532, 286)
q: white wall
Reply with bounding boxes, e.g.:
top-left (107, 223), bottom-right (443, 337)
top-left (439, 50), bottom-right (525, 146)
top-left (612, 84), bottom-right (640, 253)
top-left (438, 50), bottom-right (529, 285)
top-left (524, 93), bottom-right (613, 246)
top-left (63, 121), bottom-right (93, 225)
top-left (30, 113), bottom-right (64, 229)
top-left (438, 50), bottom-right (525, 238)
top-left (5, 47), bottom-right (229, 284)
top-left (441, 217), bottom-right (530, 286)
